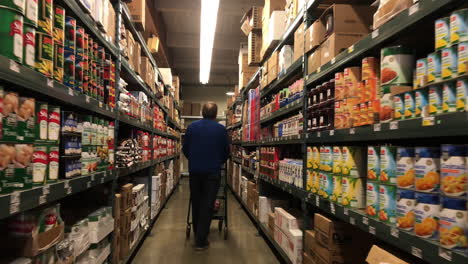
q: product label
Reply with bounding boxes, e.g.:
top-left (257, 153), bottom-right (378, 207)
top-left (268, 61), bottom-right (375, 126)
top-left (458, 42), bottom-right (468, 75)
top-left (396, 195), bottom-right (415, 231)
top-left (332, 146), bottom-right (342, 176)
top-left (429, 86), bottom-right (443, 115)
top-left (439, 207), bottom-right (468, 251)
top-left (394, 94), bottom-right (404, 120)
top-left (367, 146), bottom-right (380, 180)
top-left (456, 79), bottom-right (467, 111)
top-left (348, 177), bottom-right (364, 209)
top-left (415, 148), bottom-right (440, 193)
top-left (319, 146), bottom-right (332, 172)
top-left (414, 202), bottom-right (440, 240)
top-left (26, 0), bottom-right (38, 24)
top-left (331, 175), bottom-right (342, 203)
top-left (381, 54), bottom-right (414, 86)
top-left (342, 146), bottom-right (365, 178)
top-left (450, 11), bottom-right (468, 44)
top-left (415, 89), bottom-right (429, 118)
top-left (3, 92), bottom-right (19, 141)
top-left (17, 97), bottom-right (35, 141)
top-left (12, 17), bottom-right (23, 60)
top-left (443, 82), bottom-right (457, 113)
top-left (436, 18), bottom-right (450, 50)
top-left (415, 58), bottom-right (427, 89)
top-left (48, 146), bottom-right (59, 181)
top-left (379, 184), bottom-right (397, 224)
top-left (48, 107), bottom-right (60, 141)
top-left (428, 52), bottom-right (441, 83)
top-left (397, 154), bottom-right (415, 189)
top-left (24, 29), bottom-right (35, 67)
top-left (404, 92), bottom-right (415, 119)
top-left (442, 47), bottom-right (458, 79)
top-left (366, 181), bottom-right (379, 218)
top-left (32, 146), bottom-right (48, 185)
top-left (441, 149), bottom-right (467, 197)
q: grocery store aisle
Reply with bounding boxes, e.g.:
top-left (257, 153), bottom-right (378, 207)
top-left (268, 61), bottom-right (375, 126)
top-left (132, 177), bottom-right (278, 263)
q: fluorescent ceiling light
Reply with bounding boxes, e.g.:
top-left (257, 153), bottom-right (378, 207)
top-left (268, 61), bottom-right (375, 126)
top-left (226, 91), bottom-right (235, 96)
top-left (200, 0), bottom-right (220, 84)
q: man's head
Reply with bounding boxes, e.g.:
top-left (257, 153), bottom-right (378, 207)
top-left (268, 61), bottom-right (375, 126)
top-left (202, 102), bottom-right (218, 120)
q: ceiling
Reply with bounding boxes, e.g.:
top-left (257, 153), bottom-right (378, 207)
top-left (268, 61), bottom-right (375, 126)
top-left (153, 0), bottom-right (264, 87)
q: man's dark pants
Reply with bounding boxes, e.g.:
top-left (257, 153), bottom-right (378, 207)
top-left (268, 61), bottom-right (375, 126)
top-left (189, 172), bottom-right (221, 247)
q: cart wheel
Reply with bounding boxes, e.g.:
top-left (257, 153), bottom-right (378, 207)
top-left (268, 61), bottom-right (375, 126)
top-left (218, 220), bottom-right (223, 232)
top-left (186, 224), bottom-right (191, 239)
top-left (224, 227), bottom-right (228, 240)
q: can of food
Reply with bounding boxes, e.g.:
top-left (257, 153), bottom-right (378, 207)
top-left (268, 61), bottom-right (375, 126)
top-left (427, 52), bottom-right (441, 84)
top-left (32, 144), bottom-right (47, 185)
top-left (366, 180), bottom-right (379, 218)
top-left (24, 0), bottom-right (38, 26)
top-left (456, 78), bottom-right (468, 111)
top-left (53, 43), bottom-right (63, 82)
top-left (415, 88), bottom-right (429, 118)
top-left (381, 46), bottom-right (414, 88)
top-left (52, 5), bottom-right (64, 45)
top-left (450, 9), bottom-right (468, 44)
top-left (415, 147), bottom-right (441, 193)
top-left (439, 196), bottom-right (468, 252)
top-left (404, 91), bottom-right (415, 119)
top-left (380, 146), bottom-right (397, 184)
top-left (23, 23), bottom-right (35, 69)
top-left (332, 146), bottom-right (342, 176)
top-left (331, 175), bottom-right (342, 203)
top-left (64, 16), bottom-right (75, 50)
top-left (442, 46), bottom-right (458, 79)
top-left (37, 0), bottom-right (52, 35)
top-left (441, 144), bottom-right (467, 197)
top-left (34, 32), bottom-right (53, 77)
top-left (76, 26), bottom-right (84, 57)
top-left (429, 85), bottom-right (443, 115)
top-left (47, 145), bottom-right (58, 182)
top-left (367, 146), bottom-right (380, 181)
top-left (393, 93), bottom-right (405, 120)
top-left (379, 183), bottom-right (397, 224)
top-left (17, 97), bottom-right (35, 142)
top-left (396, 189), bottom-right (415, 231)
top-left (443, 81), bottom-right (457, 113)
top-left (414, 192), bottom-right (440, 240)
top-left (396, 147), bottom-right (415, 189)
top-left (75, 55), bottom-right (83, 92)
top-left (414, 58), bottom-right (428, 89)
top-left (63, 49), bottom-right (75, 88)
top-left (0, 7), bottom-right (23, 63)
top-left (362, 57), bottom-right (378, 80)
top-left (0, 0), bottom-right (25, 14)
top-left (435, 17), bottom-right (450, 50)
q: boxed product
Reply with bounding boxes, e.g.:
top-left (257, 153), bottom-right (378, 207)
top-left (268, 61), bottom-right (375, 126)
top-left (120, 184), bottom-right (133, 211)
top-left (248, 32), bottom-right (262, 66)
top-left (373, 0), bottom-right (413, 29)
top-left (241, 7), bottom-right (263, 36)
top-left (313, 214), bottom-right (353, 249)
top-left (366, 245), bottom-right (409, 264)
top-left (127, 0), bottom-right (146, 31)
top-left (320, 33), bottom-right (365, 65)
top-left (294, 23), bottom-right (305, 62)
top-left (307, 47), bottom-right (322, 74)
top-left (307, 20), bottom-right (325, 52)
top-left (274, 207), bottom-right (302, 232)
top-left (319, 4), bottom-right (375, 37)
top-left (263, 11), bottom-right (287, 55)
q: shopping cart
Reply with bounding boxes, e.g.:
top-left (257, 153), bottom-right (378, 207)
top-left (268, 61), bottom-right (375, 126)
top-left (186, 166), bottom-right (228, 240)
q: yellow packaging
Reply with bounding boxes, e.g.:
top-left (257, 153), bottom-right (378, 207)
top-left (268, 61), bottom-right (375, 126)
top-left (312, 146), bottom-right (320, 171)
top-left (458, 42), bottom-right (468, 75)
top-left (332, 146), bottom-right (342, 176)
top-left (435, 17), bottom-right (450, 50)
top-left (442, 46), bottom-right (458, 80)
top-left (331, 175), bottom-right (342, 204)
top-left (456, 78), bottom-right (467, 111)
top-left (342, 146), bottom-right (366, 178)
top-left (342, 177), bottom-right (365, 209)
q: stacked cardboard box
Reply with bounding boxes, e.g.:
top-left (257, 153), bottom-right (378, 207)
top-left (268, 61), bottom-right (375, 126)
top-left (151, 175), bottom-right (162, 219)
top-left (274, 207), bottom-right (303, 264)
top-left (261, 0), bottom-right (286, 60)
top-left (307, 4), bottom-right (375, 74)
top-left (239, 43), bottom-right (259, 90)
top-left (127, 0), bottom-right (145, 31)
top-left (118, 183), bottom-right (133, 260)
top-left (258, 196), bottom-right (289, 224)
top-left (246, 181), bottom-right (259, 216)
top-left (304, 214), bottom-right (374, 264)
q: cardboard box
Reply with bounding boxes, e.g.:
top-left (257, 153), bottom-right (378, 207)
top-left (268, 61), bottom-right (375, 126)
top-left (127, 0), bottom-right (145, 31)
top-left (307, 47), bottom-right (321, 74)
top-left (313, 214), bottom-right (353, 250)
top-left (268, 212), bottom-right (276, 229)
top-left (275, 208), bottom-right (301, 233)
top-left (320, 4), bottom-right (375, 36)
top-left (262, 11), bottom-right (287, 60)
top-left (366, 245), bottom-right (410, 264)
top-left (121, 184), bottom-right (133, 211)
top-left (191, 103), bottom-right (201, 116)
top-left (120, 232), bottom-right (130, 260)
top-left (105, 0), bottom-right (116, 43)
top-left (120, 208), bottom-right (132, 233)
top-left (248, 32), bottom-right (262, 66)
top-left (303, 252), bottom-right (318, 264)
top-left (308, 20), bottom-right (325, 51)
top-left (183, 102), bottom-right (192, 116)
top-left (7, 223), bottom-right (64, 257)
top-left (263, 0), bottom-right (286, 22)
top-left (320, 33), bottom-right (364, 66)
top-left (140, 56), bottom-right (150, 85)
top-left (114, 194), bottom-right (121, 218)
top-left (294, 23), bottom-right (305, 62)
top-left (133, 42), bottom-right (141, 75)
top-left (241, 7), bottom-right (263, 36)
top-left (268, 50), bottom-right (279, 83)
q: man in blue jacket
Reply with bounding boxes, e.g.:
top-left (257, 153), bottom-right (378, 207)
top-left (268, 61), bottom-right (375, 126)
top-left (183, 102), bottom-right (229, 250)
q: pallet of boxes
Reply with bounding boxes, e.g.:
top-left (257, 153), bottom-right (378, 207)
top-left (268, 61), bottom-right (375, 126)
top-left (113, 183), bottom-right (133, 261)
top-left (130, 184), bottom-right (149, 250)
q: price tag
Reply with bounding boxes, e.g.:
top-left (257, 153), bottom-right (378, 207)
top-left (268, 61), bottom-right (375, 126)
top-left (9, 60), bottom-right (20, 73)
top-left (439, 248), bottom-right (452, 261)
top-left (317, 132), bottom-right (321, 138)
top-left (350, 217), bottom-right (356, 225)
top-left (331, 57), bottom-right (336, 64)
top-left (390, 121), bottom-right (399, 130)
top-left (390, 228), bottom-right (399, 238)
top-left (87, 182), bottom-right (91, 188)
top-left (330, 203), bottom-right (336, 214)
top-left (101, 178), bottom-right (105, 184)
top-left (411, 247), bottom-right (422, 259)
top-left (42, 185), bottom-right (50, 195)
top-left (315, 196), bottom-right (319, 207)
top-left (10, 192), bottom-right (20, 204)
top-left (85, 95), bottom-right (90, 103)
top-left (362, 217), bottom-right (369, 225)
top-left (372, 29), bottom-right (379, 39)
top-left (329, 130), bottom-right (334, 136)
top-left (344, 208), bottom-right (349, 215)
top-left (373, 123), bottom-right (381, 132)
top-left (66, 188), bottom-right (72, 195)
top-left (99, 102), bottom-right (103, 108)
top-left (369, 226), bottom-right (376, 235)
top-left (349, 128), bottom-right (356, 135)
top-left (47, 79), bottom-right (54, 88)
top-left (64, 181), bottom-right (69, 189)
top-left (348, 45), bottom-right (354, 53)
top-left (103, 171), bottom-right (107, 177)
top-left (422, 116), bottom-right (435, 126)
top-left (39, 195), bottom-right (46, 205)
top-left (110, 108), bottom-right (114, 113)
top-left (317, 67), bottom-right (321, 73)
top-left (409, 3), bottom-right (419, 16)
top-left (10, 203), bottom-right (19, 214)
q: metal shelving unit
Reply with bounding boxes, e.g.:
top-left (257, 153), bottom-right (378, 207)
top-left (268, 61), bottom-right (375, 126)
top-left (228, 0), bottom-right (468, 263)
top-left (260, 99), bottom-right (303, 124)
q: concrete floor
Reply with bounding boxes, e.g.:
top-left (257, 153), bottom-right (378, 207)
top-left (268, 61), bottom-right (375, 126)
top-left (132, 178), bottom-right (279, 264)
